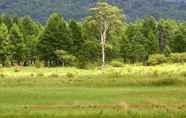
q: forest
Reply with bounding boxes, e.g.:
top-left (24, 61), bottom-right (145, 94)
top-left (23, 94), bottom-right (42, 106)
top-left (0, 2), bottom-right (186, 68)
top-left (0, 0), bottom-right (186, 22)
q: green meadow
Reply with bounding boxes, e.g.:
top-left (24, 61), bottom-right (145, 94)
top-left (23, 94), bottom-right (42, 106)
top-left (0, 64), bottom-right (186, 118)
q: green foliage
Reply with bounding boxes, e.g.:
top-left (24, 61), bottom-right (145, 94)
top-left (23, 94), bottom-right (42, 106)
top-left (89, 2), bottom-right (125, 68)
top-left (148, 53), bottom-right (186, 65)
top-left (55, 50), bottom-right (77, 66)
top-left (38, 13), bottom-right (71, 65)
top-left (34, 59), bottom-right (44, 68)
top-left (8, 23), bottom-right (25, 65)
top-left (66, 72), bottom-right (75, 78)
top-left (147, 54), bottom-right (167, 65)
top-left (0, 23), bottom-right (9, 65)
top-left (0, 2), bottom-right (185, 67)
top-left (0, 0), bottom-right (186, 22)
top-left (163, 46), bottom-right (172, 57)
top-left (169, 53), bottom-right (186, 63)
top-left (121, 22), bottom-right (148, 63)
top-left (110, 60), bottom-right (124, 67)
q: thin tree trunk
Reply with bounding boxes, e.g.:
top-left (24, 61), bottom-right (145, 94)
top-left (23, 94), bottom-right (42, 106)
top-left (159, 31), bottom-right (165, 53)
top-left (101, 35), bottom-right (105, 70)
top-left (100, 21), bottom-right (109, 70)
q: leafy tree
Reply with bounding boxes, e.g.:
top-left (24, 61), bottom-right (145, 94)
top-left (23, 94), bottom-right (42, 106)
top-left (69, 20), bottom-right (84, 57)
top-left (157, 19), bottom-right (176, 53)
top-left (38, 13), bottom-right (71, 66)
top-left (18, 16), bottom-right (42, 65)
top-left (0, 23), bottom-right (9, 66)
top-left (142, 16), bottom-right (159, 55)
top-left (121, 22), bottom-right (148, 63)
top-left (8, 24), bottom-right (25, 65)
top-left (88, 2), bottom-right (125, 69)
top-left (171, 22), bottom-right (186, 52)
top-left (80, 18), bottom-right (100, 63)
top-left (55, 50), bottom-right (77, 66)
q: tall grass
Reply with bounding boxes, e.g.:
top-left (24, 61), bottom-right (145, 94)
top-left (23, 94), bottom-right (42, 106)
top-left (0, 64), bottom-right (186, 87)
top-left (1, 64), bottom-right (186, 118)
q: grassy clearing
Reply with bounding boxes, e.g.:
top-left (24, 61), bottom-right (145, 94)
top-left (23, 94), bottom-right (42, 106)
top-left (0, 64), bottom-right (186, 117)
top-left (0, 87), bottom-right (186, 118)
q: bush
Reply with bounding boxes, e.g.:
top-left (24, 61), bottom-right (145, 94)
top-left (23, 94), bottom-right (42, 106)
top-left (0, 64), bottom-right (3, 68)
top-left (55, 50), bottom-right (77, 66)
top-left (66, 72), bottom-right (75, 78)
top-left (147, 54), bottom-right (167, 65)
top-left (148, 53), bottom-right (186, 65)
top-left (168, 53), bottom-right (186, 63)
top-left (34, 60), bottom-right (44, 68)
top-left (110, 70), bottom-right (123, 78)
top-left (110, 60), bottom-right (124, 67)
top-left (37, 73), bottom-right (45, 77)
top-left (0, 69), bottom-right (5, 78)
top-left (14, 66), bottom-right (22, 72)
top-left (49, 73), bottom-right (59, 78)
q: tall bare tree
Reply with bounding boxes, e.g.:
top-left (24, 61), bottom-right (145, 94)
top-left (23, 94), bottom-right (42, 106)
top-left (89, 2), bottom-right (125, 69)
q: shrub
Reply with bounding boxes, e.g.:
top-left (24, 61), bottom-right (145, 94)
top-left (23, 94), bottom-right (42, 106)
top-left (0, 64), bottom-right (3, 68)
top-left (107, 69), bottom-right (123, 79)
top-left (181, 71), bottom-right (186, 77)
top-left (168, 53), bottom-right (186, 63)
top-left (55, 50), bottom-right (77, 66)
top-left (0, 69), bottom-right (5, 78)
top-left (34, 60), bottom-right (44, 68)
top-left (30, 73), bottom-right (35, 77)
top-left (3, 58), bottom-right (11, 67)
top-left (153, 78), bottom-right (181, 86)
top-left (49, 73), bottom-right (59, 78)
top-left (110, 60), bottom-right (124, 67)
top-left (66, 72), bottom-right (75, 78)
top-left (147, 54), bottom-right (167, 65)
top-left (163, 46), bottom-right (171, 57)
top-left (37, 73), bottom-right (45, 77)
top-left (148, 53), bottom-right (186, 65)
top-left (14, 66), bottom-right (22, 72)
top-left (0, 73), bottom-right (5, 78)
top-left (152, 70), bottom-right (159, 77)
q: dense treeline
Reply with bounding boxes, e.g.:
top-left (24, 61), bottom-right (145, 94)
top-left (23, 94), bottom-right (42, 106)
top-left (0, 3), bottom-right (186, 68)
top-left (0, 0), bottom-right (186, 22)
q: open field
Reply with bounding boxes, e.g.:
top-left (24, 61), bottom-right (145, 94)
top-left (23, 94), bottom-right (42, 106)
top-left (1, 64), bottom-right (186, 87)
top-left (1, 87), bottom-right (186, 118)
top-left (0, 64), bottom-right (186, 118)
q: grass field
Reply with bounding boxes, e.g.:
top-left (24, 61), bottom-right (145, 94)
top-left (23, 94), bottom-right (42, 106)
top-left (0, 64), bottom-right (186, 118)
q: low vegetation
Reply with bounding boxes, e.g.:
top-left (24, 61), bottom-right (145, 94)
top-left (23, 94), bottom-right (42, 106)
top-left (0, 64), bottom-right (186, 118)
top-left (0, 64), bottom-right (186, 87)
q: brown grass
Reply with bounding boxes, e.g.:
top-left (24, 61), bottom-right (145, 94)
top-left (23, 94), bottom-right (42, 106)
top-left (22, 102), bottom-right (186, 111)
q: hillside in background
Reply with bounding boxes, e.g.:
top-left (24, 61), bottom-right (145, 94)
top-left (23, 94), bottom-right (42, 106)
top-left (0, 0), bottom-right (186, 22)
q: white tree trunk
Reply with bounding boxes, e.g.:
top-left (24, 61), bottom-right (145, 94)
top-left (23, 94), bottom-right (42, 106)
top-left (101, 22), bottom-right (108, 70)
top-left (101, 33), bottom-right (105, 70)
top-left (100, 22), bottom-right (109, 70)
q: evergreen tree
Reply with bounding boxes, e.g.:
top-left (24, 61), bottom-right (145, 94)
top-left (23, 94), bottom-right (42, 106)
top-left (18, 16), bottom-right (41, 65)
top-left (38, 13), bottom-right (71, 66)
top-left (69, 20), bottom-right (84, 57)
top-left (9, 24), bottom-right (25, 65)
top-left (142, 16), bottom-right (159, 55)
top-left (172, 22), bottom-right (186, 52)
top-left (0, 23), bottom-right (9, 65)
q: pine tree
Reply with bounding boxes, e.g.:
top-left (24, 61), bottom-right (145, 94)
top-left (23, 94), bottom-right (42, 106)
top-left (0, 23), bottom-right (9, 65)
top-left (9, 24), bottom-right (25, 65)
top-left (38, 13), bottom-right (71, 66)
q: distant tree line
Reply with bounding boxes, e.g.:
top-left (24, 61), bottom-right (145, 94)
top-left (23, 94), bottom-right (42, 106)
top-left (0, 2), bottom-right (186, 67)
